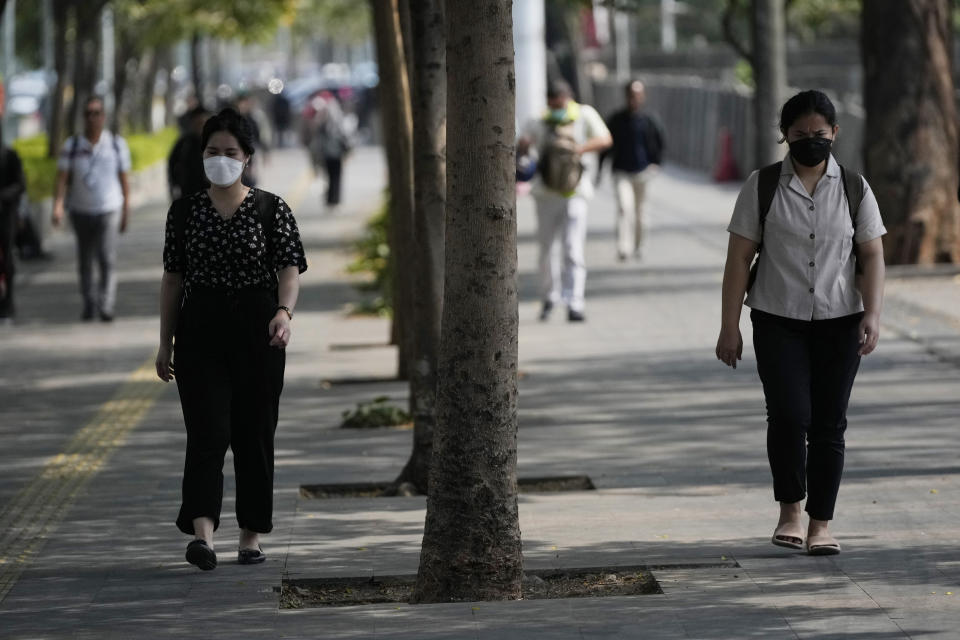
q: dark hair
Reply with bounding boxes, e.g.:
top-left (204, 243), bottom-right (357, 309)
top-left (547, 79), bottom-right (573, 100)
top-left (778, 90), bottom-right (837, 137)
top-left (85, 95), bottom-right (105, 110)
top-left (187, 106), bottom-right (211, 121)
top-left (200, 107), bottom-right (255, 157)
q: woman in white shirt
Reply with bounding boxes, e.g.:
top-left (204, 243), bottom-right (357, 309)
top-left (716, 90), bottom-right (886, 556)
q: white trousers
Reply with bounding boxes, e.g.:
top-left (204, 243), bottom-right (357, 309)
top-left (535, 192), bottom-right (588, 312)
top-left (614, 168), bottom-right (654, 257)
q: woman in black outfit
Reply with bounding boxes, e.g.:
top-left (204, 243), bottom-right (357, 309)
top-left (716, 91), bottom-right (886, 556)
top-left (155, 108), bottom-right (307, 570)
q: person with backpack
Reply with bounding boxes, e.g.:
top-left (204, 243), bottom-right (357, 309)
top-left (155, 108), bottom-right (307, 571)
top-left (518, 80), bottom-right (612, 322)
top-left (716, 90), bottom-right (886, 556)
top-left (52, 96), bottom-right (131, 322)
top-left (601, 79), bottom-right (665, 262)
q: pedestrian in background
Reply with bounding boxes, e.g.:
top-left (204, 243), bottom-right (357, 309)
top-left (602, 80), bottom-right (665, 262)
top-left (0, 114), bottom-right (26, 324)
top-left (307, 92), bottom-right (352, 211)
top-left (155, 108), bottom-right (307, 571)
top-left (518, 79), bottom-right (612, 322)
top-left (168, 106), bottom-right (211, 200)
top-left (716, 90), bottom-right (886, 556)
top-left (52, 96), bottom-right (131, 322)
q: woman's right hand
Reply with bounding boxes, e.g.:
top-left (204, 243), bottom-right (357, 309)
top-left (156, 343), bottom-right (175, 382)
top-left (716, 325), bottom-right (743, 369)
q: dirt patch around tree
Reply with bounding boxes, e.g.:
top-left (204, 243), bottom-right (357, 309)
top-left (280, 565), bottom-right (662, 608)
top-left (299, 475), bottom-right (596, 499)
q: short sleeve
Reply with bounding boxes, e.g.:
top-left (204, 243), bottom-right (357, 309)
top-left (581, 104), bottom-right (611, 140)
top-left (854, 177), bottom-right (886, 244)
top-left (116, 137), bottom-right (133, 172)
top-left (162, 203), bottom-right (183, 273)
top-left (56, 137), bottom-right (74, 171)
top-left (271, 197), bottom-right (308, 274)
top-left (726, 169), bottom-right (762, 243)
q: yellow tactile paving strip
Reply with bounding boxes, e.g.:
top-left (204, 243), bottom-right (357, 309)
top-left (0, 357), bottom-right (165, 603)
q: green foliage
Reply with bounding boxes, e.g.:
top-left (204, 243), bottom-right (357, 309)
top-left (346, 197), bottom-right (392, 317)
top-left (126, 127), bottom-right (179, 172)
top-left (290, 0), bottom-right (370, 45)
top-left (11, 127), bottom-right (179, 202)
top-left (340, 397), bottom-right (411, 429)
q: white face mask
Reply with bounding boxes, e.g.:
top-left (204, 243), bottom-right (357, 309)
top-left (203, 155), bottom-right (245, 187)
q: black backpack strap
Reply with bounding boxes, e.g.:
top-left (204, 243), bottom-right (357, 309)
top-left (254, 188), bottom-right (279, 286)
top-left (756, 161), bottom-right (783, 237)
top-left (748, 162), bottom-right (782, 292)
top-left (839, 164), bottom-right (864, 230)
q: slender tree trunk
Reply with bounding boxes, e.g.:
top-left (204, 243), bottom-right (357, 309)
top-left (390, 0), bottom-right (446, 495)
top-left (112, 35), bottom-right (133, 134)
top-left (68, 3), bottom-right (103, 135)
top-left (161, 47), bottom-right (177, 127)
top-left (411, 0), bottom-right (521, 604)
top-left (138, 50), bottom-right (160, 133)
top-left (751, 0), bottom-right (786, 169)
top-left (47, 0), bottom-right (69, 157)
top-left (863, 0), bottom-right (960, 264)
top-left (371, 0), bottom-right (415, 381)
top-left (190, 32), bottom-right (204, 103)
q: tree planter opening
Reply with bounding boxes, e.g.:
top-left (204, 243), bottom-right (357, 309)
top-left (280, 565), bottom-right (661, 609)
top-left (299, 475), bottom-right (596, 499)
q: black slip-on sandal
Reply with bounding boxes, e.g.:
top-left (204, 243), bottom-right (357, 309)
top-left (185, 539), bottom-right (218, 570)
top-left (237, 546), bottom-right (266, 565)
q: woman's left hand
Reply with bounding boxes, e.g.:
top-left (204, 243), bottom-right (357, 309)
top-left (858, 312), bottom-right (880, 356)
top-left (268, 311), bottom-right (292, 348)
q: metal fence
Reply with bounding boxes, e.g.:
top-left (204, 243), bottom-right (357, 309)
top-left (592, 75), bottom-right (866, 179)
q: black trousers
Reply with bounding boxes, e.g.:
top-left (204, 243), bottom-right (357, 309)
top-left (324, 156), bottom-right (342, 205)
top-left (0, 208), bottom-right (16, 317)
top-left (751, 309), bottom-right (863, 521)
top-left (174, 288), bottom-right (285, 535)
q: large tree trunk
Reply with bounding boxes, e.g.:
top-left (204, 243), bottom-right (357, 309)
top-left (390, 0), bottom-right (446, 495)
top-left (112, 33), bottom-right (134, 134)
top-left (371, 0), bottom-right (415, 381)
top-left (137, 50), bottom-right (160, 133)
top-left (47, 0), bottom-right (70, 157)
top-left (68, 2), bottom-right (103, 136)
top-left (751, 0), bottom-right (787, 169)
top-left (190, 32), bottom-right (204, 104)
top-left (411, 0), bottom-right (521, 604)
top-left (161, 46), bottom-right (177, 127)
top-left (862, 0), bottom-right (960, 264)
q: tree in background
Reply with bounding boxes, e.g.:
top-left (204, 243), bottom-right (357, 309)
top-left (388, 0), bottom-right (446, 496)
top-left (370, 0), bottom-right (415, 382)
top-left (862, 0), bottom-right (960, 264)
top-left (412, 0), bottom-right (521, 604)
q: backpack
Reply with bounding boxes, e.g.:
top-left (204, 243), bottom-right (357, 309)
top-left (539, 117), bottom-right (583, 194)
top-left (172, 189), bottom-right (280, 288)
top-left (747, 161), bottom-right (864, 291)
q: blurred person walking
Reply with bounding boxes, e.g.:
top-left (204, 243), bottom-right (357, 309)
top-left (52, 96), bottom-right (131, 322)
top-left (168, 106), bottom-right (211, 200)
top-left (518, 79), bottom-right (612, 322)
top-left (602, 80), bottom-right (665, 262)
top-left (306, 92), bottom-right (352, 210)
top-left (0, 120), bottom-right (26, 323)
top-left (235, 93), bottom-right (271, 187)
top-left (716, 90), bottom-right (886, 556)
top-left (155, 108), bottom-right (307, 571)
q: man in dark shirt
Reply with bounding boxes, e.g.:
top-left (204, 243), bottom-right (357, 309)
top-left (168, 107), bottom-right (211, 200)
top-left (602, 80), bottom-right (665, 261)
top-left (0, 129), bottom-right (26, 321)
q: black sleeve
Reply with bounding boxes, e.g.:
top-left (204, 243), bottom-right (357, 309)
top-left (271, 197), bottom-right (308, 274)
top-left (162, 201), bottom-right (185, 273)
top-left (0, 149), bottom-right (25, 204)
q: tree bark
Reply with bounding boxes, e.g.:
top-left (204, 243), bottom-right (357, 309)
top-left (112, 33), bottom-right (134, 134)
top-left (862, 0), bottom-right (960, 264)
top-left (390, 0), bottom-right (446, 495)
top-left (47, 0), bottom-right (69, 157)
top-left (190, 32), bottom-right (204, 104)
top-left (138, 49), bottom-right (160, 133)
top-left (68, 2), bottom-right (104, 135)
top-left (411, 0), bottom-right (521, 604)
top-left (751, 0), bottom-right (786, 169)
top-left (371, 0), bottom-right (415, 381)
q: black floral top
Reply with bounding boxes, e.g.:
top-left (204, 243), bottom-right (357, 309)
top-left (162, 188), bottom-right (307, 293)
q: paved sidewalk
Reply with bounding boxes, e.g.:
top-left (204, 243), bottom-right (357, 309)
top-left (1, 150), bottom-right (959, 639)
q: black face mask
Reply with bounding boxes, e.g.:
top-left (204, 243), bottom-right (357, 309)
top-left (789, 137), bottom-right (832, 167)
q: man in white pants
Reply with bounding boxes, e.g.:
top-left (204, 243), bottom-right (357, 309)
top-left (52, 96), bottom-right (131, 322)
top-left (519, 80), bottom-right (611, 322)
top-left (602, 80), bottom-right (665, 262)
